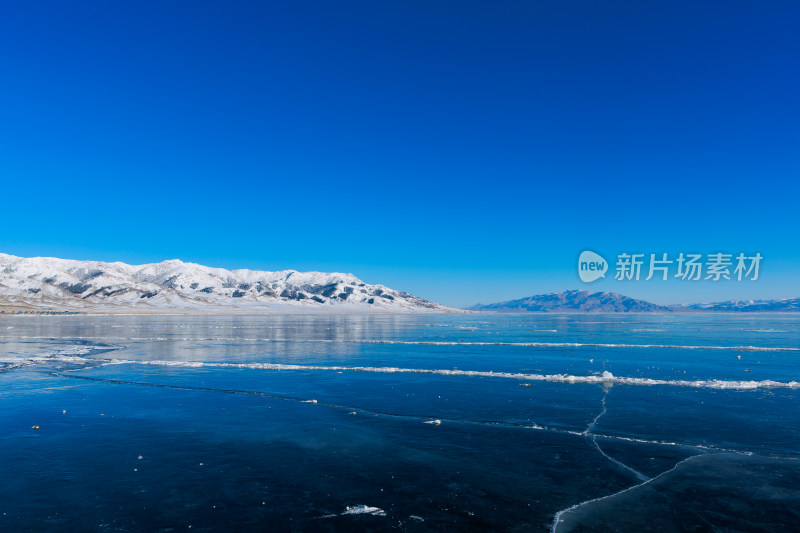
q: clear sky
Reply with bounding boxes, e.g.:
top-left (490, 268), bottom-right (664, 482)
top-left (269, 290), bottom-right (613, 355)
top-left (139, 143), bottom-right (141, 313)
top-left (1, 1), bottom-right (798, 307)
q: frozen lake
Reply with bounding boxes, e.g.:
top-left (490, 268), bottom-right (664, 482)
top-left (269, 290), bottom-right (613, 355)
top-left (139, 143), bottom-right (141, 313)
top-left (1, 313), bottom-right (799, 531)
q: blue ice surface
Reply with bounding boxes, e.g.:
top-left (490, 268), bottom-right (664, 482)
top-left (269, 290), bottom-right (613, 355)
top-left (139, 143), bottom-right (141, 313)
top-left (1, 313), bottom-right (798, 531)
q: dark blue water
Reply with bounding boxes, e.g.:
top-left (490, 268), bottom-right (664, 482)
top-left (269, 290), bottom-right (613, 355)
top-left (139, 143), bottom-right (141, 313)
top-left (1, 314), bottom-right (799, 531)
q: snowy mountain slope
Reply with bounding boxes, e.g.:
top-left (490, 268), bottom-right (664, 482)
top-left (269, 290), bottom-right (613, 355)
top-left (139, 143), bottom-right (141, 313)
top-left (0, 253), bottom-right (448, 313)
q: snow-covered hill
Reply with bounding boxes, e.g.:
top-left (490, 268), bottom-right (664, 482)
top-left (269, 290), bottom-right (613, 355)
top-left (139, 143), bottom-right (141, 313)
top-left (0, 253), bottom-right (448, 313)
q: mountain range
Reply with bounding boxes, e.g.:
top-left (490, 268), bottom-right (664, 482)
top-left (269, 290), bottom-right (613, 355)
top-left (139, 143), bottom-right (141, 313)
top-left (2, 254), bottom-right (796, 314)
top-left (468, 290), bottom-right (671, 312)
top-left (673, 298), bottom-right (800, 312)
top-left (469, 290), bottom-right (800, 313)
top-left (0, 253), bottom-right (447, 313)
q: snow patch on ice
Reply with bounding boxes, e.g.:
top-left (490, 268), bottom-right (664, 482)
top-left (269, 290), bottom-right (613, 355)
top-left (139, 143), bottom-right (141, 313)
top-left (103, 359), bottom-right (800, 390)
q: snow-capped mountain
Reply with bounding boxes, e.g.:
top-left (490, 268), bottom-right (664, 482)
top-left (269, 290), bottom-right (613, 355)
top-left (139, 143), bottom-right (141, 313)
top-left (469, 290), bottom-right (800, 313)
top-left (468, 290), bottom-right (672, 313)
top-left (0, 253), bottom-right (448, 313)
top-left (672, 298), bottom-right (800, 312)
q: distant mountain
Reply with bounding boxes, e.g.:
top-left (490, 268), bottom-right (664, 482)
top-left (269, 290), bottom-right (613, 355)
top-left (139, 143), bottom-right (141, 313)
top-left (468, 290), bottom-right (672, 313)
top-left (0, 253), bottom-right (449, 313)
top-left (469, 290), bottom-right (800, 313)
top-left (672, 298), bottom-right (800, 312)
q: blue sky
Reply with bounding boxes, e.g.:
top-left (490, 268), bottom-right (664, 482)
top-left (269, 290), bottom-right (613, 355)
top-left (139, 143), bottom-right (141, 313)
top-left (1, 1), bottom-right (798, 307)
